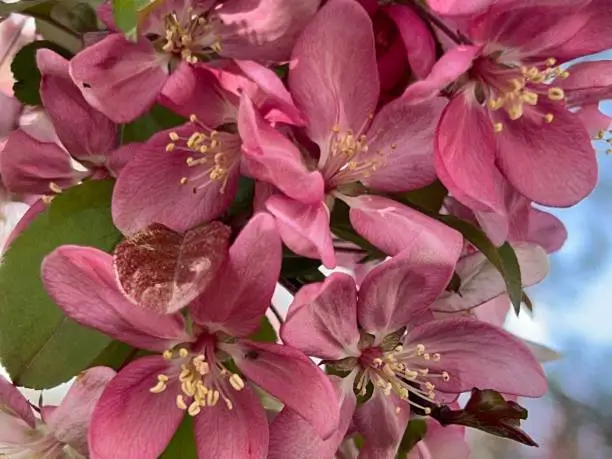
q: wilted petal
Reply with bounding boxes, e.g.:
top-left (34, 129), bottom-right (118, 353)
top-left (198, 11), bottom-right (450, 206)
top-left (232, 341), bottom-right (339, 439)
top-left (191, 213), bottom-right (281, 337)
top-left (37, 49), bottom-right (116, 162)
top-left (265, 195), bottom-right (335, 268)
top-left (70, 34), bottom-right (168, 123)
top-left (42, 246), bottom-right (191, 352)
top-left (405, 318), bottom-right (547, 397)
top-left (47, 367), bottom-right (116, 454)
top-left (114, 222), bottom-right (231, 314)
top-left (281, 273), bottom-right (360, 360)
top-left (288, 0), bottom-right (379, 147)
top-left (89, 357), bottom-right (183, 459)
top-left (194, 385), bottom-right (268, 459)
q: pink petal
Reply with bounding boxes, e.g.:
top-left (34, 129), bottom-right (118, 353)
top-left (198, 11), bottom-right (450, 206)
top-left (194, 385), bottom-right (268, 459)
top-left (114, 222), bottom-right (230, 315)
top-left (405, 317), bottom-right (547, 397)
top-left (362, 97), bottom-right (446, 192)
top-left (112, 125), bottom-right (239, 235)
top-left (0, 129), bottom-right (81, 194)
top-left (0, 92), bottom-right (21, 138)
top-left (525, 208), bottom-right (567, 254)
top-left (216, 0), bottom-right (320, 62)
top-left (2, 199), bottom-right (46, 252)
top-left (234, 60), bottom-right (306, 126)
top-left (158, 62), bottom-right (238, 126)
top-left (42, 245), bottom-right (191, 352)
top-left (69, 34), bottom-right (168, 123)
top-left (432, 243), bottom-right (548, 313)
top-left (265, 195), bottom-right (335, 268)
top-left (402, 46), bottom-right (480, 104)
top-left (353, 391), bottom-right (410, 459)
top-left (268, 376), bottom-right (356, 459)
top-left (562, 60), bottom-right (612, 107)
top-left (37, 49), bottom-right (116, 162)
top-left (47, 366), bottom-right (116, 454)
top-left (190, 213), bottom-right (281, 337)
top-left (0, 15), bottom-right (35, 95)
top-left (383, 5), bottom-right (435, 79)
top-left (0, 375), bottom-right (35, 427)
top-left (436, 92), bottom-right (506, 213)
top-left (238, 94), bottom-right (324, 204)
top-left (89, 357), bottom-right (183, 459)
top-left (281, 273), bottom-right (360, 360)
top-left (575, 103), bottom-right (612, 137)
top-left (496, 102), bottom-right (597, 206)
top-left (358, 232), bottom-right (460, 340)
top-left (288, 0), bottom-right (379, 147)
top-left (346, 195), bottom-right (463, 257)
top-left (232, 340), bottom-right (339, 439)
top-left (473, 295), bottom-right (510, 327)
top-left (408, 420), bottom-right (470, 459)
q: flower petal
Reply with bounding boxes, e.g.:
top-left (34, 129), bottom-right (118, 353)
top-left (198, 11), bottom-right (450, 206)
top-left (112, 125), bottom-right (239, 234)
top-left (562, 60), bottom-right (612, 108)
top-left (47, 366), bottom-right (116, 454)
top-left (525, 208), bottom-right (567, 254)
top-left (408, 420), bottom-right (469, 459)
top-left (346, 194), bottom-right (463, 257)
top-left (42, 245), bottom-right (190, 352)
top-left (89, 356), bottom-right (183, 459)
top-left (194, 385), bottom-right (268, 459)
top-left (362, 97), bottom-right (446, 192)
top-left (383, 5), bottom-right (435, 79)
top-left (436, 92), bottom-right (506, 213)
top-left (238, 93), bottom-right (325, 204)
top-left (37, 49), bottom-right (116, 162)
top-left (288, 0), bottom-right (379, 147)
top-left (69, 34), bottom-right (168, 123)
top-left (496, 102), bottom-right (597, 206)
top-left (233, 341), bottom-right (339, 439)
top-left (0, 375), bottom-right (35, 427)
top-left (190, 213), bottom-right (281, 337)
top-left (0, 129), bottom-right (81, 194)
top-left (281, 272), bottom-right (360, 360)
top-left (357, 230), bottom-right (460, 340)
top-left (405, 317), bottom-right (547, 397)
top-left (265, 195), bottom-right (335, 268)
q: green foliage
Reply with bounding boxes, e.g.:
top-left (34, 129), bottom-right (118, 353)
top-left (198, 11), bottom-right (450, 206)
top-left (248, 316), bottom-right (278, 343)
top-left (330, 200), bottom-right (385, 261)
top-left (121, 104), bottom-right (187, 144)
top-left (396, 420), bottom-right (428, 458)
top-left (396, 180), bottom-right (447, 214)
top-left (11, 40), bottom-right (72, 106)
top-left (159, 416), bottom-right (197, 459)
top-left (0, 180), bottom-right (123, 388)
top-left (112, 0), bottom-right (157, 39)
top-left (88, 341), bottom-right (135, 370)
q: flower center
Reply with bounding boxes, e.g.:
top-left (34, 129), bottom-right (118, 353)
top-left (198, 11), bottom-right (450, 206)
top-left (323, 124), bottom-right (389, 188)
top-left (357, 343), bottom-right (449, 414)
top-left (166, 115), bottom-right (241, 194)
top-left (474, 53), bottom-right (570, 133)
top-left (149, 347), bottom-right (245, 415)
top-left (161, 7), bottom-right (222, 63)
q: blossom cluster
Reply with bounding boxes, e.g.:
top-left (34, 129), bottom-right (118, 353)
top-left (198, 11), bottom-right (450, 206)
top-left (0, 0), bottom-right (611, 458)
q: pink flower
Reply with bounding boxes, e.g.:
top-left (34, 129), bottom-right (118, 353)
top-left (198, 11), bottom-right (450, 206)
top-left (239, 0), bottom-right (454, 267)
top-left (112, 61), bottom-right (303, 235)
top-left (280, 236), bottom-right (547, 457)
top-left (1, 49), bottom-right (120, 196)
top-left (407, 1), bottom-right (612, 216)
top-left (0, 367), bottom-right (115, 458)
top-left (407, 419), bottom-right (470, 459)
top-left (70, 0), bottom-right (321, 122)
top-left (42, 214), bottom-right (339, 459)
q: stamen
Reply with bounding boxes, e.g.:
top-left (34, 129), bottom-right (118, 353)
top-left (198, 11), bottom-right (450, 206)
top-left (548, 87), bottom-right (565, 101)
top-left (176, 394), bottom-right (187, 410)
top-left (493, 122), bottom-right (504, 133)
top-left (49, 182), bottom-right (62, 194)
top-left (543, 113), bottom-right (554, 123)
top-left (229, 374), bottom-right (245, 391)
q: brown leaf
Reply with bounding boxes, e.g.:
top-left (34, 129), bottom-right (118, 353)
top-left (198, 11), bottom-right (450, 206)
top-left (113, 221), bottom-right (231, 314)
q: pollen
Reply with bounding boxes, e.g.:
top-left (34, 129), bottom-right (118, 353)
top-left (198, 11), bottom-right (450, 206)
top-left (162, 9), bottom-right (223, 62)
top-left (548, 87), bottom-right (565, 101)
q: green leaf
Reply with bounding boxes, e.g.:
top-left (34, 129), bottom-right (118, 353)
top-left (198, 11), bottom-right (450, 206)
top-left (159, 416), bottom-right (197, 459)
top-left (396, 180), bottom-right (447, 214)
top-left (0, 180), bottom-right (123, 388)
top-left (396, 420), bottom-right (428, 458)
top-left (223, 176), bottom-right (255, 222)
top-left (330, 200), bottom-right (385, 260)
top-left (0, 0), bottom-right (52, 15)
top-left (121, 104), bottom-right (187, 143)
top-left (434, 215), bottom-right (523, 314)
top-left (11, 40), bottom-right (72, 106)
top-left (88, 341), bottom-right (135, 370)
top-left (248, 316), bottom-right (278, 343)
top-left (112, 0), bottom-right (160, 39)
top-left (50, 1), bottom-right (99, 33)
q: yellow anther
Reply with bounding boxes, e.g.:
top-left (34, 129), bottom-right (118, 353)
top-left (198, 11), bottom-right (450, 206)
top-left (596, 130), bottom-right (605, 140)
top-left (187, 401), bottom-right (201, 416)
top-left (166, 143), bottom-right (175, 152)
top-left (559, 70), bottom-right (570, 79)
top-left (189, 114), bottom-right (198, 123)
top-left (432, 353), bottom-right (441, 362)
top-left (544, 113), bottom-right (554, 123)
top-left (548, 87), bottom-right (565, 101)
top-left (179, 348), bottom-right (189, 358)
top-left (176, 395), bottom-right (187, 410)
top-left (163, 350), bottom-right (173, 360)
top-left (49, 182), bottom-right (62, 194)
top-left (169, 132), bottom-right (179, 141)
top-left (180, 177), bottom-right (188, 185)
top-left (508, 104), bottom-right (524, 120)
top-left (149, 381), bottom-right (167, 394)
top-left (225, 398), bottom-right (234, 410)
top-left (423, 407), bottom-right (432, 414)
top-left (158, 374), bottom-right (169, 382)
top-left (182, 380), bottom-right (196, 397)
top-left (442, 372), bottom-right (450, 382)
top-left (416, 344), bottom-right (425, 356)
top-left (521, 91), bottom-right (538, 106)
top-left (545, 57), bottom-right (557, 67)
top-left (494, 122), bottom-right (504, 133)
top-left (207, 390), bottom-right (220, 406)
top-left (229, 374), bottom-right (245, 391)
